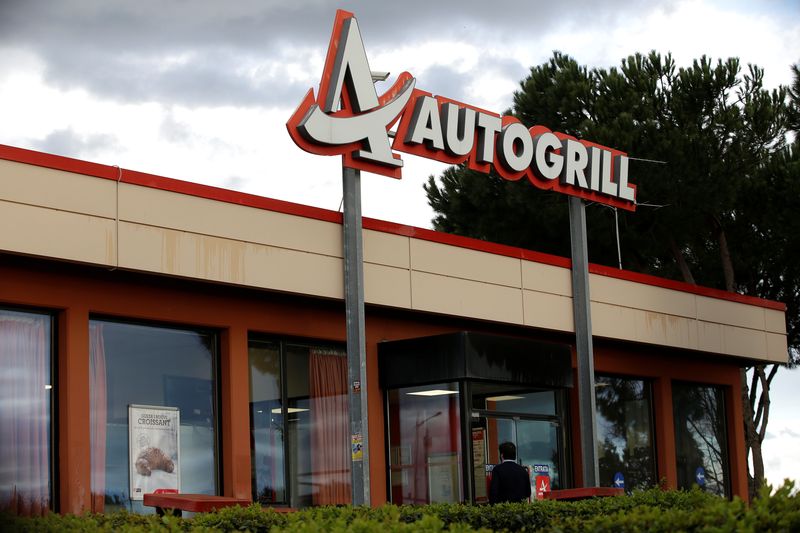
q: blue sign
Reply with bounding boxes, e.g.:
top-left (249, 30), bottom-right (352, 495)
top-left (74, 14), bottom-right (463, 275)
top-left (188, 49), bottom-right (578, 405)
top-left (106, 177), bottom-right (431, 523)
top-left (533, 464), bottom-right (550, 474)
top-left (695, 467), bottom-right (706, 487)
top-left (613, 472), bottom-right (625, 489)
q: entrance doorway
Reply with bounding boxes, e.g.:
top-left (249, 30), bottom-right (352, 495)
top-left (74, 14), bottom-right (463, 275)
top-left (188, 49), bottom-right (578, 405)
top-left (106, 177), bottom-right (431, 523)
top-left (379, 332), bottom-right (573, 505)
top-left (469, 384), bottom-right (566, 503)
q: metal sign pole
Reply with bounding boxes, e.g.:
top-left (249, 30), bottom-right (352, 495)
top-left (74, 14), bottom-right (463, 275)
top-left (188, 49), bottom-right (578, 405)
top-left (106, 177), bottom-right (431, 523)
top-left (342, 165), bottom-right (370, 506)
top-left (568, 196), bottom-right (599, 487)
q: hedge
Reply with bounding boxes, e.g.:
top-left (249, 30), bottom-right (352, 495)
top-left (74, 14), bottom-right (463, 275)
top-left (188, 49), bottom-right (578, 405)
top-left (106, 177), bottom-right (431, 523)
top-left (2, 481), bottom-right (798, 532)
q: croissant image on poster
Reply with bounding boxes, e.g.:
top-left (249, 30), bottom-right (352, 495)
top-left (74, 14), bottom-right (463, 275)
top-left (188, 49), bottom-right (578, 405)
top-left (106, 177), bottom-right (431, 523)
top-left (128, 405), bottom-right (180, 501)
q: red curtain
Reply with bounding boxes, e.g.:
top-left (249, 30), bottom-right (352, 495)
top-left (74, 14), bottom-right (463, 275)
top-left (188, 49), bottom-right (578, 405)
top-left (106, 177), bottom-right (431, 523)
top-left (89, 323), bottom-right (107, 513)
top-left (309, 349), bottom-right (351, 505)
top-left (0, 312), bottom-right (50, 516)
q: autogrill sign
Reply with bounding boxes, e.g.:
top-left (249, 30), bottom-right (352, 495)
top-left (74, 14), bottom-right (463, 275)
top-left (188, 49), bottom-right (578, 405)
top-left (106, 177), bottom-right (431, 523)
top-left (287, 10), bottom-right (637, 211)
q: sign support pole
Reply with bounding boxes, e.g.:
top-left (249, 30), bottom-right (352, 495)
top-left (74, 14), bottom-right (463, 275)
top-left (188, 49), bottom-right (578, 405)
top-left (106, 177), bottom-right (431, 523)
top-left (568, 196), bottom-right (599, 487)
top-left (342, 165), bottom-right (370, 506)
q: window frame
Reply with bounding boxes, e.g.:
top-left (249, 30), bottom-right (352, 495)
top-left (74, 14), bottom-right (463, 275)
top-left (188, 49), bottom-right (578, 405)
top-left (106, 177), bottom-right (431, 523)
top-left (88, 315), bottom-right (222, 503)
top-left (0, 305), bottom-right (57, 513)
top-left (247, 333), bottom-right (348, 508)
top-left (594, 373), bottom-right (658, 492)
top-left (671, 379), bottom-right (731, 497)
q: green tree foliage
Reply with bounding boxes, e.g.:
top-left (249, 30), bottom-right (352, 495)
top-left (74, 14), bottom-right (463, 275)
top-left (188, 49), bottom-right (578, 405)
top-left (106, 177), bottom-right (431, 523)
top-left (425, 52), bottom-right (799, 499)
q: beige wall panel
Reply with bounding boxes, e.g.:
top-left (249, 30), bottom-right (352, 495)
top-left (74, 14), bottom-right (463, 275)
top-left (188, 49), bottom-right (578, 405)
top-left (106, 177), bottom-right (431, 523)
top-left (697, 296), bottom-right (765, 330)
top-left (0, 200), bottom-right (115, 265)
top-left (410, 239), bottom-right (521, 287)
top-left (364, 230), bottom-right (410, 268)
top-left (635, 309), bottom-right (695, 348)
top-left (120, 184), bottom-right (342, 257)
top-left (521, 261), bottom-right (572, 297)
top-left (721, 325), bottom-right (766, 360)
top-left (590, 302), bottom-right (639, 343)
top-left (766, 333), bottom-right (789, 363)
top-left (411, 271), bottom-right (523, 324)
top-left (522, 290), bottom-right (573, 332)
top-left (590, 274), bottom-right (696, 319)
top-left (765, 309), bottom-right (788, 334)
top-left (592, 302), bottom-right (698, 351)
top-left (696, 321), bottom-right (725, 354)
top-left (0, 159), bottom-right (116, 218)
top-left (364, 263), bottom-right (411, 308)
top-left (119, 223), bottom-right (343, 299)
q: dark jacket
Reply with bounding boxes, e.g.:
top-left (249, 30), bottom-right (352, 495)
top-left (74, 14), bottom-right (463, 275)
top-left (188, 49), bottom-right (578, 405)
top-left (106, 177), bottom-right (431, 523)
top-left (489, 460), bottom-right (531, 503)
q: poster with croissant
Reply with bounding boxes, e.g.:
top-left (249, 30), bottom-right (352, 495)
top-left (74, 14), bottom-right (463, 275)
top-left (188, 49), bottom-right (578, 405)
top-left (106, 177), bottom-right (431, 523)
top-left (128, 404), bottom-right (180, 501)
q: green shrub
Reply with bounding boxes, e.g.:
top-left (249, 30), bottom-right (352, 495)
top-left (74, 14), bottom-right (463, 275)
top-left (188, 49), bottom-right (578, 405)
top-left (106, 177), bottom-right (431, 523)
top-left (2, 482), bottom-right (798, 532)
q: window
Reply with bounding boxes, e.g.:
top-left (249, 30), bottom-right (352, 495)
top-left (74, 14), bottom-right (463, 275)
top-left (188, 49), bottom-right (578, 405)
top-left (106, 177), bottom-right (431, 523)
top-left (595, 375), bottom-right (657, 491)
top-left (470, 383), bottom-right (566, 498)
top-left (387, 383), bottom-right (462, 505)
top-left (249, 338), bottom-right (349, 508)
top-left (89, 319), bottom-right (218, 513)
top-left (672, 382), bottom-right (729, 496)
top-left (0, 308), bottom-right (53, 516)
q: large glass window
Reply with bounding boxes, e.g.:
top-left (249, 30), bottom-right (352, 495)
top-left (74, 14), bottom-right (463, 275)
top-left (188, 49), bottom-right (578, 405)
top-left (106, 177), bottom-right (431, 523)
top-left (89, 319), bottom-right (218, 513)
top-left (595, 375), bottom-right (656, 491)
top-left (0, 309), bottom-right (53, 516)
top-left (672, 382), bottom-right (729, 496)
top-left (249, 339), bottom-right (349, 508)
top-left (387, 383), bottom-right (463, 505)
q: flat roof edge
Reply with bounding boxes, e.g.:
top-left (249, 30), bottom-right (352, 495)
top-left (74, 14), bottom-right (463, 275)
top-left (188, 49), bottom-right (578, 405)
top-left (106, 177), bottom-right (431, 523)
top-left (0, 143), bottom-right (786, 312)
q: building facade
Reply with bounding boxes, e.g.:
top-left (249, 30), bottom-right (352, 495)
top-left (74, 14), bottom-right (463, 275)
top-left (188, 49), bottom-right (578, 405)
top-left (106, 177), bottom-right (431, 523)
top-left (0, 144), bottom-right (787, 515)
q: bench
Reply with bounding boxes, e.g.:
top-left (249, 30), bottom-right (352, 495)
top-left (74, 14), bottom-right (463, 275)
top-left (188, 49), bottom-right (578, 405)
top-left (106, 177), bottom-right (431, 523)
top-left (542, 487), bottom-right (624, 501)
top-left (143, 493), bottom-right (251, 516)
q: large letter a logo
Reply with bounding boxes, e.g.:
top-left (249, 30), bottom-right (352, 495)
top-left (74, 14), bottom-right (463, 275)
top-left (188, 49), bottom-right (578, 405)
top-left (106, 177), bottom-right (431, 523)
top-left (286, 10), bottom-right (416, 178)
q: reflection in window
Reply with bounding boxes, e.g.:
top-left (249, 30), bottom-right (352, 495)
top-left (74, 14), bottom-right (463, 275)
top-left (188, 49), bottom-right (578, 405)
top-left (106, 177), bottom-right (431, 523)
top-left (89, 320), bottom-right (218, 513)
top-left (249, 340), bottom-right (285, 504)
top-left (0, 309), bottom-right (52, 516)
top-left (672, 382), bottom-right (729, 496)
top-left (387, 383), bottom-right (462, 505)
top-left (595, 376), bottom-right (656, 491)
top-left (249, 339), bottom-right (350, 508)
top-left (471, 383), bottom-right (556, 416)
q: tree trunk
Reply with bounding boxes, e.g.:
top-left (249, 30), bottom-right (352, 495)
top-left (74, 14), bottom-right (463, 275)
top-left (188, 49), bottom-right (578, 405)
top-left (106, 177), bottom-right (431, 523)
top-left (668, 236), bottom-right (696, 284)
top-left (741, 364), bottom-right (778, 501)
top-left (741, 368), bottom-right (761, 501)
top-left (717, 225), bottom-right (736, 292)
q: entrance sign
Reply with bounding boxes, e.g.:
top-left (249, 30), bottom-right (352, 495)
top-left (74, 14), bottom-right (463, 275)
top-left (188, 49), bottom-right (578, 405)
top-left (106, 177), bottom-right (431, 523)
top-left (535, 474), bottom-right (551, 500)
top-left (533, 464), bottom-right (551, 500)
top-left (128, 405), bottom-right (180, 501)
top-left (472, 428), bottom-right (488, 502)
top-left (287, 10), bottom-right (637, 211)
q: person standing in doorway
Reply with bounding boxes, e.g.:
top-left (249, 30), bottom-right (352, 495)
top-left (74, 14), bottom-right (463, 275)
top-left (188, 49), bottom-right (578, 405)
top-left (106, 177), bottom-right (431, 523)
top-left (489, 442), bottom-right (532, 503)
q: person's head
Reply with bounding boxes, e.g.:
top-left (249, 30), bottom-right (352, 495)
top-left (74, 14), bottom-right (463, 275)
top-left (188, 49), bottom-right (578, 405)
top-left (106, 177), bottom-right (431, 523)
top-left (499, 441), bottom-right (517, 461)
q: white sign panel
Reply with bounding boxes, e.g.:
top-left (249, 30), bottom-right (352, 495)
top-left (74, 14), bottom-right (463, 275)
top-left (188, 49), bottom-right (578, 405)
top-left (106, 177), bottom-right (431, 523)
top-left (128, 404), bottom-right (180, 501)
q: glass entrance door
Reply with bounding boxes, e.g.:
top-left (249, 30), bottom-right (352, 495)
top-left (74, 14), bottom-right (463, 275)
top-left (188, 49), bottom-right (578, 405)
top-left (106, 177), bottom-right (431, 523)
top-left (472, 416), bottom-right (561, 502)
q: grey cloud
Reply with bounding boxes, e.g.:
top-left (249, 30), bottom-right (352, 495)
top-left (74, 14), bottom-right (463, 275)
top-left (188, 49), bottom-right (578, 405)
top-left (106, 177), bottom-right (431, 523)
top-left (781, 428), bottom-right (800, 439)
top-left (223, 176), bottom-right (247, 190)
top-left (31, 128), bottom-right (119, 157)
top-left (0, 0), bottom-right (668, 108)
top-left (418, 64), bottom-right (473, 103)
top-left (160, 111), bottom-right (192, 143)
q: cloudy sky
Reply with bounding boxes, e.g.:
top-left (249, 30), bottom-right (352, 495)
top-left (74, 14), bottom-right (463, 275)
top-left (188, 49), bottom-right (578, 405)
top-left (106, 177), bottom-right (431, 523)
top-left (0, 0), bottom-right (798, 488)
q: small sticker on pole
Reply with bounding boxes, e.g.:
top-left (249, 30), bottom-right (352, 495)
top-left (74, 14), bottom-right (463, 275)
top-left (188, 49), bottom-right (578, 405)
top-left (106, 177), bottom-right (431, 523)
top-left (352, 433), bottom-right (364, 461)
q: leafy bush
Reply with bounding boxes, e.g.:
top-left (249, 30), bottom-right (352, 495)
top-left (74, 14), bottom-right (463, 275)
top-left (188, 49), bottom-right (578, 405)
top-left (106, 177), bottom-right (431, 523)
top-left (2, 482), bottom-right (798, 532)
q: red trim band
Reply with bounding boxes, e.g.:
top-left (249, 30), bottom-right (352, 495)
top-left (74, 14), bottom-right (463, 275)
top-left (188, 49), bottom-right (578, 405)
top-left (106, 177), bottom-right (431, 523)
top-left (0, 143), bottom-right (786, 311)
